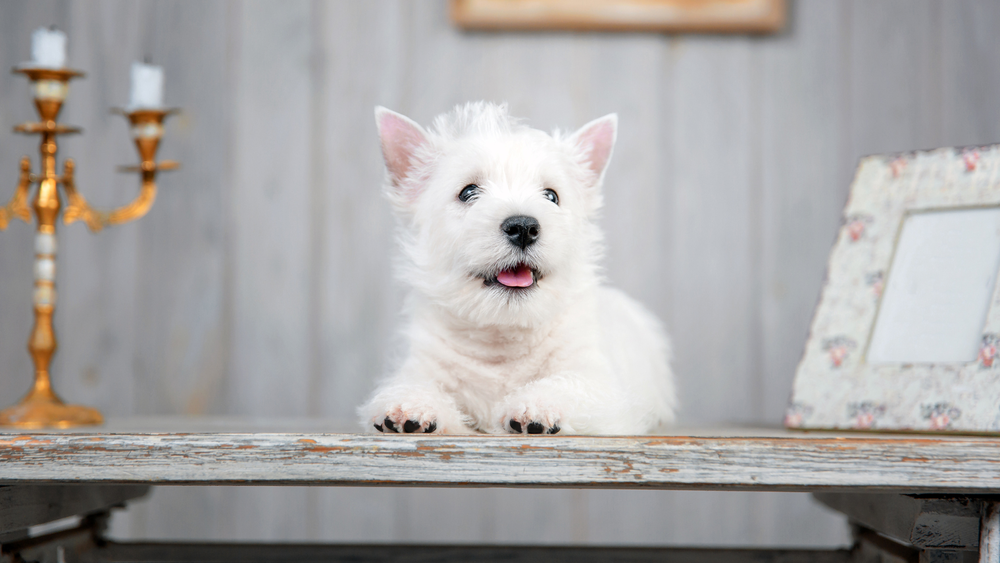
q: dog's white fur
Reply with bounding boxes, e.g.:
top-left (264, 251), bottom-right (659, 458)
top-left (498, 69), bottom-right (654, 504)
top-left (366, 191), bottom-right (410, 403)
top-left (358, 102), bottom-right (676, 435)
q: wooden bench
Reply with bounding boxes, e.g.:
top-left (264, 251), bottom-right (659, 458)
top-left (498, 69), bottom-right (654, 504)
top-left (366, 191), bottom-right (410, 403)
top-left (1, 419), bottom-right (997, 562)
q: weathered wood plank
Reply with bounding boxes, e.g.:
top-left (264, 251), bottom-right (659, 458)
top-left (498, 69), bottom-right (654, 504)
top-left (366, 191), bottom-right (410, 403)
top-left (814, 493), bottom-right (982, 550)
top-left (1, 433), bottom-right (998, 492)
top-left (0, 484), bottom-right (148, 534)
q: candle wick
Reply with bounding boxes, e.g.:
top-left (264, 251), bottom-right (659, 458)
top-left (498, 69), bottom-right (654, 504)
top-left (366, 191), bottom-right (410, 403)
top-left (144, 55), bottom-right (151, 64)
top-left (49, 24), bottom-right (57, 31)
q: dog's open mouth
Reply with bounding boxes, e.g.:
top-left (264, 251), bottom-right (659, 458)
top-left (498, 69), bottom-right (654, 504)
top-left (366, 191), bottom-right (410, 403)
top-left (483, 263), bottom-right (538, 289)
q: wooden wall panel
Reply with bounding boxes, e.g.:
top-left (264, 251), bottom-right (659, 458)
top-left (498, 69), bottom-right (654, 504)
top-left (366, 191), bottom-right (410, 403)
top-left (105, 0), bottom-right (235, 542)
top-left (669, 38), bottom-right (759, 426)
top-left (759, 0), bottom-right (848, 425)
top-left (222, 0), bottom-right (316, 541)
top-left (940, 1), bottom-right (1000, 147)
top-left (53, 0), bottom-right (143, 417)
top-left (129, 0), bottom-right (231, 419)
top-left (848, 0), bottom-right (942, 158)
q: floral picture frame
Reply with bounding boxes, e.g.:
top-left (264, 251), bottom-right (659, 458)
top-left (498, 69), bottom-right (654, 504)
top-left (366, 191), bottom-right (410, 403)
top-left (787, 145), bottom-right (1000, 434)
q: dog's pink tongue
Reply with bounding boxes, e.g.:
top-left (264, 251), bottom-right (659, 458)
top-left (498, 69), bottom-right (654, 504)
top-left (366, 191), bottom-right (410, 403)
top-left (497, 264), bottom-right (533, 287)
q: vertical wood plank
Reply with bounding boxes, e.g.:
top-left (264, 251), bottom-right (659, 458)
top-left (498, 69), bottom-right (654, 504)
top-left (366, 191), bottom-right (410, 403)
top-left (940, 0), bottom-right (1000, 147)
top-left (127, 0), bottom-right (231, 418)
top-left (980, 502), bottom-right (1000, 563)
top-left (228, 0), bottom-right (312, 418)
top-left (315, 0), bottom-right (403, 425)
top-left (668, 36), bottom-right (758, 426)
top-left (223, 0), bottom-right (315, 540)
top-left (848, 0), bottom-right (941, 159)
top-left (312, 0), bottom-right (406, 540)
top-left (105, 0), bottom-right (234, 541)
top-left (759, 0), bottom-right (850, 424)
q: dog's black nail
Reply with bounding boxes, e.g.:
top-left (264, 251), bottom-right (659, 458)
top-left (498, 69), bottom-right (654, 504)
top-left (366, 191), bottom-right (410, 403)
top-left (547, 425), bottom-right (560, 434)
top-left (509, 419), bottom-right (522, 433)
top-left (527, 421), bottom-right (544, 434)
top-left (384, 417), bottom-right (398, 432)
top-left (425, 422), bottom-right (437, 433)
top-left (374, 423), bottom-right (383, 432)
top-left (403, 420), bottom-right (420, 433)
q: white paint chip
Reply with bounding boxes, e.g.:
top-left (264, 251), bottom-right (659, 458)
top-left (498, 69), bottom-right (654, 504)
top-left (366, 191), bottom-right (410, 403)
top-left (868, 207), bottom-right (1000, 364)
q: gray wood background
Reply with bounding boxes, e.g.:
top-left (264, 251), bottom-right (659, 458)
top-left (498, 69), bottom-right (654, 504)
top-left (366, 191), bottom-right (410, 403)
top-left (1, 0), bottom-right (996, 547)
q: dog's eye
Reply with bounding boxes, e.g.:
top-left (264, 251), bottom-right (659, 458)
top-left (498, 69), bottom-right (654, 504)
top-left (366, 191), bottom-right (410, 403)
top-left (458, 184), bottom-right (480, 203)
top-left (543, 189), bottom-right (559, 205)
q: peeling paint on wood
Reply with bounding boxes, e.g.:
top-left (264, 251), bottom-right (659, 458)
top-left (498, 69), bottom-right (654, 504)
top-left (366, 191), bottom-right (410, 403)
top-left (0, 432), bottom-right (998, 492)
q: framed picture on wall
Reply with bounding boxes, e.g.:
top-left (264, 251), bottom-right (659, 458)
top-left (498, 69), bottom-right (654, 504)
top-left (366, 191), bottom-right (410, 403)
top-left (450, 0), bottom-right (786, 34)
top-left (787, 145), bottom-right (1000, 434)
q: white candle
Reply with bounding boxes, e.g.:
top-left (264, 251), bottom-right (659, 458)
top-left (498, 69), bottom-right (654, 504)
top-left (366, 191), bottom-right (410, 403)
top-left (129, 62), bottom-right (164, 109)
top-left (31, 27), bottom-right (67, 68)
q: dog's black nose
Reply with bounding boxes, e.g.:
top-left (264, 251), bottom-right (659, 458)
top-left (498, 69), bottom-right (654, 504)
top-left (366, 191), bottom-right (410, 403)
top-left (501, 216), bottom-right (540, 249)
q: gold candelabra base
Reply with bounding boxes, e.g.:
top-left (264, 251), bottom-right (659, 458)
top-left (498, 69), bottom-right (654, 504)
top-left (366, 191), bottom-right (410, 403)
top-left (0, 387), bottom-right (103, 429)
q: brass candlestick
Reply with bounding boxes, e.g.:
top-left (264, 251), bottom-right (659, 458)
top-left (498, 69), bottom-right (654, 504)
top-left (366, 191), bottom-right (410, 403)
top-left (0, 66), bottom-right (178, 428)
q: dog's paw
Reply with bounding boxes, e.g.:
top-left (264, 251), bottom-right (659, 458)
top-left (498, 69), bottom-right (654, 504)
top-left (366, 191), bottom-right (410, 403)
top-left (360, 384), bottom-right (474, 434)
top-left (506, 418), bottom-right (560, 435)
top-left (498, 379), bottom-right (582, 435)
top-left (372, 405), bottom-right (439, 434)
top-left (501, 401), bottom-right (563, 435)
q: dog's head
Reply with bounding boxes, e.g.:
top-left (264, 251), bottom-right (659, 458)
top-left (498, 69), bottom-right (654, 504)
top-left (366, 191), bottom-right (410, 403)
top-left (376, 102), bottom-right (616, 327)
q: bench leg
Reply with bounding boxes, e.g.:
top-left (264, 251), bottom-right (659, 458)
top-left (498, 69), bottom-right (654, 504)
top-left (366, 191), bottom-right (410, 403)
top-left (981, 502), bottom-right (1000, 563)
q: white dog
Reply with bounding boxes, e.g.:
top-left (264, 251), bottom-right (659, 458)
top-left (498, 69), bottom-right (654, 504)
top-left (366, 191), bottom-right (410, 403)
top-left (359, 102), bottom-right (676, 435)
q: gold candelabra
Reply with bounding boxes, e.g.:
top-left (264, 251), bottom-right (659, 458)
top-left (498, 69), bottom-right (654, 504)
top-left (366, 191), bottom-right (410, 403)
top-left (0, 66), bottom-right (177, 428)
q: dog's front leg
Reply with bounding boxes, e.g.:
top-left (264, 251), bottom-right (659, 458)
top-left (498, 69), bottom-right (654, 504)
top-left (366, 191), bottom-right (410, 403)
top-left (359, 380), bottom-right (474, 434)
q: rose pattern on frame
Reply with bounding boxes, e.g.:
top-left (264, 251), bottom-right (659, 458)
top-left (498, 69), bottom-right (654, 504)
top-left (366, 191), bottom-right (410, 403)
top-left (889, 156), bottom-right (907, 178)
top-left (979, 334), bottom-right (999, 368)
top-left (847, 402), bottom-right (885, 430)
top-left (784, 403), bottom-right (813, 428)
top-left (962, 149), bottom-right (980, 172)
top-left (822, 336), bottom-right (857, 368)
top-left (844, 213), bottom-right (873, 242)
top-left (865, 271), bottom-right (884, 298)
top-left (921, 403), bottom-right (961, 430)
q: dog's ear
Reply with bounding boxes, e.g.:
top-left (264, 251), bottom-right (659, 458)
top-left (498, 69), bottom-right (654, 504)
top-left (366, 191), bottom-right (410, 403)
top-left (570, 114), bottom-right (618, 184)
top-left (375, 107), bottom-right (429, 189)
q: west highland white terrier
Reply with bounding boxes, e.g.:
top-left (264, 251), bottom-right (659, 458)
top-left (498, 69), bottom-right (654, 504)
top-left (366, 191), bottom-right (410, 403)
top-left (358, 102), bottom-right (676, 435)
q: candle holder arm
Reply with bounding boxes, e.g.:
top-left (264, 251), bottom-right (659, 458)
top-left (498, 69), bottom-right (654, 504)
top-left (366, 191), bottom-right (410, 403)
top-left (62, 158), bottom-right (178, 233)
top-left (0, 157), bottom-right (34, 230)
top-left (62, 109), bottom-right (178, 233)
